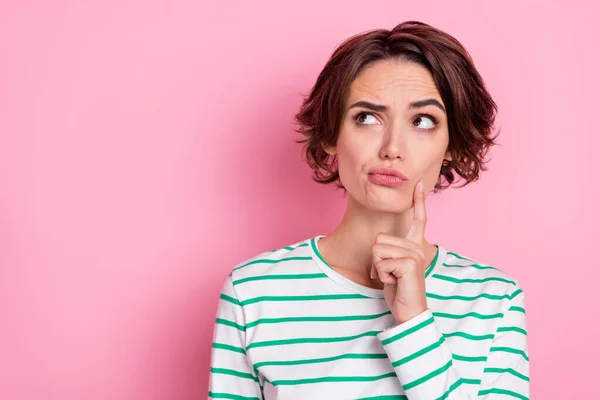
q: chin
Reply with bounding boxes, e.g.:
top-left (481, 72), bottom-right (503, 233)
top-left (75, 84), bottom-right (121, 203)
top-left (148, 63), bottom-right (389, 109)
top-left (362, 192), bottom-right (411, 213)
top-left (373, 203), bottom-right (409, 214)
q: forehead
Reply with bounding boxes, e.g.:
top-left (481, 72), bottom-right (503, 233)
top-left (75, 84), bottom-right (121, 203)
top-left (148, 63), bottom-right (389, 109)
top-left (347, 59), bottom-right (442, 104)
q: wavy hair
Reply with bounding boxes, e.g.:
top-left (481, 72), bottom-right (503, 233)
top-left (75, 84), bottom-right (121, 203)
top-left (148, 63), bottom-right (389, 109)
top-left (293, 21), bottom-right (500, 193)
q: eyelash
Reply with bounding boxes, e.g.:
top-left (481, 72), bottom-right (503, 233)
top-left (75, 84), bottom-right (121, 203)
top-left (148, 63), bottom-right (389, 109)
top-left (352, 111), bottom-right (440, 130)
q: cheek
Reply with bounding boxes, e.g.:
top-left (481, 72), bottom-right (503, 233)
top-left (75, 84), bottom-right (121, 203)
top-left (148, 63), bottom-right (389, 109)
top-left (334, 135), bottom-right (367, 188)
top-left (336, 136), bottom-right (365, 175)
top-left (422, 157), bottom-right (445, 184)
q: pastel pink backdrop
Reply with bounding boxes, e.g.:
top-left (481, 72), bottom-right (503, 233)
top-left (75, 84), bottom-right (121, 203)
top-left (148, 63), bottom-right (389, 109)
top-left (1, 1), bottom-right (598, 399)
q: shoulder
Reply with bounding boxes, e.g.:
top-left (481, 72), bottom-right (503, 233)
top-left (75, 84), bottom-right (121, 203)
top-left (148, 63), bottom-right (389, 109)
top-left (434, 247), bottom-right (524, 299)
top-left (228, 236), bottom-right (316, 282)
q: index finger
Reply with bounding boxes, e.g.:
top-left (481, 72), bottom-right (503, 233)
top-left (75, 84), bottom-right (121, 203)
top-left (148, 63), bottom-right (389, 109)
top-left (406, 180), bottom-right (427, 245)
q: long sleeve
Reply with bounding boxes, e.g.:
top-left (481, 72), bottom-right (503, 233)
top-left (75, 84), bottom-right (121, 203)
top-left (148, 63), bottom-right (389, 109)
top-left (476, 288), bottom-right (529, 398)
top-left (376, 287), bottom-right (529, 400)
top-left (208, 275), bottom-right (263, 400)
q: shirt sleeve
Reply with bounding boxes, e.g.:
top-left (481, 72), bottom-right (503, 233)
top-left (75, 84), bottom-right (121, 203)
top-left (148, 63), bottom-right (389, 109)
top-left (477, 288), bottom-right (529, 399)
top-left (208, 275), bottom-right (264, 400)
top-left (376, 287), bottom-right (530, 400)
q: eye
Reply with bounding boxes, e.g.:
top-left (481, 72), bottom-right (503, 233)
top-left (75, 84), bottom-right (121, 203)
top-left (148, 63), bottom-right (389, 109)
top-left (352, 111), bottom-right (379, 125)
top-left (412, 114), bottom-right (439, 131)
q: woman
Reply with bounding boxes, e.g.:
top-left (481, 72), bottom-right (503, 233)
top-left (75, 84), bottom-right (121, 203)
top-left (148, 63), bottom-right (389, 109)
top-left (208, 21), bottom-right (529, 400)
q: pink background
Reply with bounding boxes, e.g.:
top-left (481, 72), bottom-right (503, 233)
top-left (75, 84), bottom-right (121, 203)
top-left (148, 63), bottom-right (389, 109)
top-left (1, 1), bottom-right (598, 398)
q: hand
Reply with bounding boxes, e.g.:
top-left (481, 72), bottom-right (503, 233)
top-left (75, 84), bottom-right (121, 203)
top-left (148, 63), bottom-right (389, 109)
top-left (370, 180), bottom-right (429, 324)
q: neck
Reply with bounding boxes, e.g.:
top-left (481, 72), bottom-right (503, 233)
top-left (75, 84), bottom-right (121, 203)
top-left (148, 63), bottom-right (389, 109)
top-left (319, 195), bottom-right (437, 278)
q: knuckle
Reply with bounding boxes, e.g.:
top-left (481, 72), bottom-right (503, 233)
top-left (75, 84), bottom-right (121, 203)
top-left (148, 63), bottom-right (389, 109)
top-left (405, 258), bottom-right (419, 271)
top-left (397, 237), bottom-right (411, 247)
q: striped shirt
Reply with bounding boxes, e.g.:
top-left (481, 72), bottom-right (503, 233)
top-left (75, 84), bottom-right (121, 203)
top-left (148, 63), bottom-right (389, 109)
top-left (208, 235), bottom-right (529, 399)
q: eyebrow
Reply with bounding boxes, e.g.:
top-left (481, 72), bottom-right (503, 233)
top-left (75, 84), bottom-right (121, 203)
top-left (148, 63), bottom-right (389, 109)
top-left (348, 99), bottom-right (446, 114)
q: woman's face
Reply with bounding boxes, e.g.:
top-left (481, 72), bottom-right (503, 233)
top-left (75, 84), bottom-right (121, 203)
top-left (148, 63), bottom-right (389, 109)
top-left (324, 58), bottom-right (451, 212)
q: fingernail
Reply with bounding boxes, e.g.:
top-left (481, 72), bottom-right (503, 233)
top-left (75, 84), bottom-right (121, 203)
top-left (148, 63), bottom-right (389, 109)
top-left (370, 265), bottom-right (375, 279)
top-left (418, 180), bottom-right (424, 194)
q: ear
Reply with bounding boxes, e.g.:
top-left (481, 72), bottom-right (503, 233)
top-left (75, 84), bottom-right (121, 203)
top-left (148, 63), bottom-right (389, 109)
top-left (322, 142), bottom-right (337, 156)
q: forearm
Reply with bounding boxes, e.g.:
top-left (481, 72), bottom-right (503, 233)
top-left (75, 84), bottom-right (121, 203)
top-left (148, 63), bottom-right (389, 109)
top-left (378, 309), bottom-right (473, 399)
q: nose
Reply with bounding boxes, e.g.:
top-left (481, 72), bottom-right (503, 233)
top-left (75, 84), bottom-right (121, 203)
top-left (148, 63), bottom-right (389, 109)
top-left (379, 126), bottom-right (406, 161)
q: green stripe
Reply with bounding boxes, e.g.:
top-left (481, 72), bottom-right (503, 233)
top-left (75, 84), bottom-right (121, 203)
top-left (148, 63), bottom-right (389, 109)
top-left (452, 354), bottom-right (487, 362)
top-left (381, 315), bottom-right (434, 345)
top-left (254, 353), bottom-right (388, 369)
top-left (432, 274), bottom-right (516, 285)
top-left (233, 256), bottom-right (312, 272)
top-left (253, 366), bottom-right (264, 398)
top-left (435, 378), bottom-right (463, 400)
top-left (392, 337), bottom-right (444, 367)
top-left (477, 388), bottom-right (528, 400)
top-left (247, 330), bottom-right (380, 349)
top-left (220, 294), bottom-right (240, 305)
top-left (462, 378), bottom-right (482, 385)
top-left (424, 245), bottom-right (440, 278)
top-left (246, 311), bottom-right (392, 328)
top-left (212, 342), bottom-right (246, 355)
top-left (268, 243), bottom-right (309, 252)
top-left (442, 262), bottom-right (496, 270)
top-left (433, 311), bottom-right (504, 320)
top-left (403, 360), bottom-right (452, 390)
top-left (497, 326), bottom-right (527, 335)
top-left (216, 318), bottom-right (245, 331)
top-left (358, 396), bottom-right (408, 400)
top-left (208, 392), bottom-right (260, 400)
top-left (484, 367), bottom-right (529, 382)
top-left (288, 242), bottom-right (309, 249)
top-left (509, 305), bottom-right (526, 314)
top-left (311, 238), bottom-right (330, 267)
top-left (509, 288), bottom-right (523, 299)
top-left (241, 293), bottom-right (368, 306)
top-left (427, 292), bottom-right (510, 301)
top-left (443, 331), bottom-right (494, 340)
top-left (210, 368), bottom-right (258, 382)
top-left (233, 273), bottom-right (327, 286)
top-left (270, 372), bottom-right (397, 386)
top-left (490, 346), bottom-right (529, 361)
top-left (446, 251), bottom-right (475, 261)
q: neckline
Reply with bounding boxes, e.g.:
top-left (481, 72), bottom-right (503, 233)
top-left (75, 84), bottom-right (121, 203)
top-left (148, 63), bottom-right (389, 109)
top-left (309, 235), bottom-right (445, 299)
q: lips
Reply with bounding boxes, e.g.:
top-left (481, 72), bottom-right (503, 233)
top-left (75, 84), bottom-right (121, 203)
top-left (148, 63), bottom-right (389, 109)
top-left (367, 168), bottom-right (409, 188)
top-left (368, 168), bottom-right (408, 180)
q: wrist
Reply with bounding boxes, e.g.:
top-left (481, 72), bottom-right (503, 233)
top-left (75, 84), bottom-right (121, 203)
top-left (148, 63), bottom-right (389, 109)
top-left (394, 305), bottom-right (428, 325)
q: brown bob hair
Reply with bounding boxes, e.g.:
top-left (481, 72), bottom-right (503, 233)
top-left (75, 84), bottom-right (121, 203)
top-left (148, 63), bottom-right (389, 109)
top-left (294, 20), bottom-right (500, 194)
